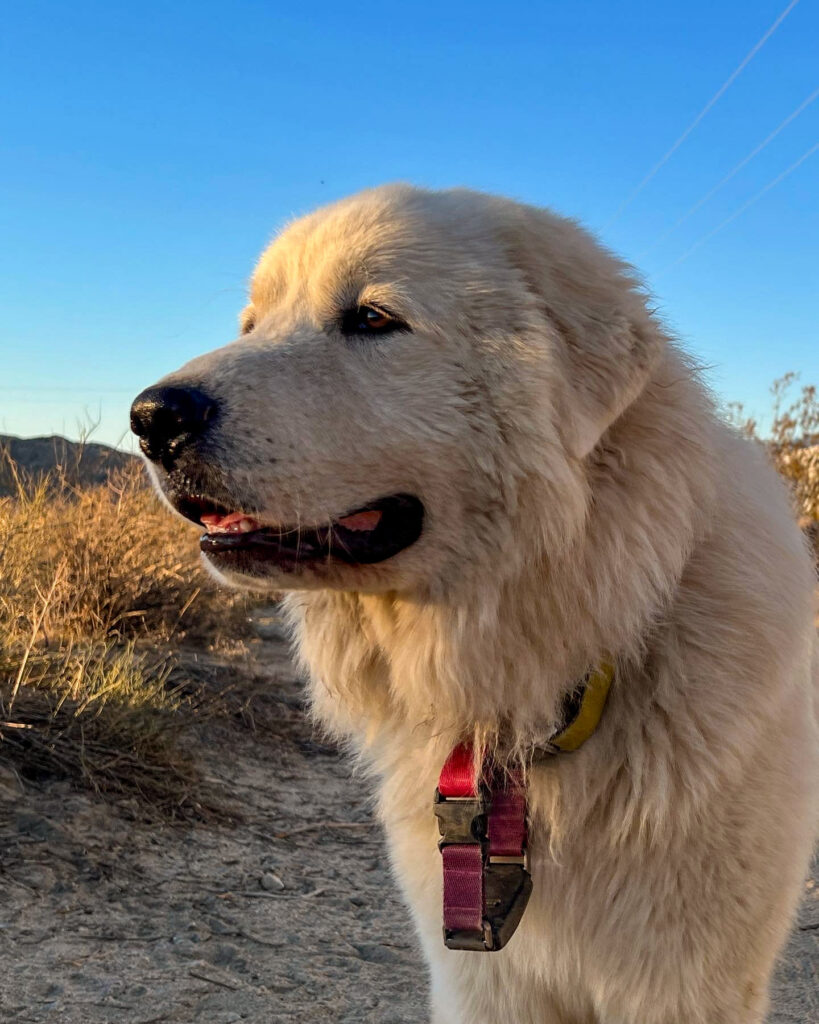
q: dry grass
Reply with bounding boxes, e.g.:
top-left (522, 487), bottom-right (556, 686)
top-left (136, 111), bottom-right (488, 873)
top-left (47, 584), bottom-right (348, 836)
top-left (0, 456), bottom-right (250, 646)
top-left (728, 374), bottom-right (819, 559)
top-left (0, 453), bottom-right (256, 817)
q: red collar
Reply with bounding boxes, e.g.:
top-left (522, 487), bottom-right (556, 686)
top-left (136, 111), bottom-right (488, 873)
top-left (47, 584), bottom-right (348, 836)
top-left (432, 664), bottom-right (614, 951)
top-left (434, 743), bottom-right (531, 951)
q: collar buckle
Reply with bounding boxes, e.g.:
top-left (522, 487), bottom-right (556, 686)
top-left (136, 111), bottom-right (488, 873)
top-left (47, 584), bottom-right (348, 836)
top-left (433, 789), bottom-right (488, 850)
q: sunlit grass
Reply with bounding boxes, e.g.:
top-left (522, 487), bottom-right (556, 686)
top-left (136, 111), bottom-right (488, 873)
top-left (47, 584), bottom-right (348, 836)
top-left (728, 374), bottom-right (818, 557)
top-left (0, 450), bottom-right (255, 816)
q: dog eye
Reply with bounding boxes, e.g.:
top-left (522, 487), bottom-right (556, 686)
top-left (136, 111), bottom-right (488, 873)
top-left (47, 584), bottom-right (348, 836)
top-left (340, 304), bottom-right (409, 336)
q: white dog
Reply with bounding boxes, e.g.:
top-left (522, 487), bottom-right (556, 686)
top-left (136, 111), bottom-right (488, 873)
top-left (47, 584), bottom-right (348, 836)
top-left (131, 185), bottom-right (818, 1023)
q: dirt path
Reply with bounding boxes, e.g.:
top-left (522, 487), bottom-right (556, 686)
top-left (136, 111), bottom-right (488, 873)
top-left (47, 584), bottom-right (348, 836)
top-left (0, 617), bottom-right (816, 1023)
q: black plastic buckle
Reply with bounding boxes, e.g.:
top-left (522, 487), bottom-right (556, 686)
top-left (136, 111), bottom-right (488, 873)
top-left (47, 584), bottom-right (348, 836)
top-left (433, 788), bottom-right (488, 849)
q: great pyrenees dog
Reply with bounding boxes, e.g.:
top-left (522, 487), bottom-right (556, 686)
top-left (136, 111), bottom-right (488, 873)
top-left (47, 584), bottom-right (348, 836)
top-left (131, 185), bottom-right (817, 1024)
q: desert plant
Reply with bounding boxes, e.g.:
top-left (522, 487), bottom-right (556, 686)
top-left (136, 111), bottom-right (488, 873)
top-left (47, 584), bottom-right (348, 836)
top-left (0, 643), bottom-right (207, 813)
top-left (0, 455), bottom-right (251, 647)
top-left (0, 451), bottom-right (255, 815)
top-left (766, 375), bottom-right (819, 525)
top-left (726, 375), bottom-right (819, 556)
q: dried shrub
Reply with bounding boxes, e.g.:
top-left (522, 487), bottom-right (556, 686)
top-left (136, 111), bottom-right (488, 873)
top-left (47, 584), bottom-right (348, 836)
top-left (0, 456), bottom-right (251, 646)
top-left (727, 374), bottom-right (819, 560)
top-left (0, 451), bottom-right (258, 815)
top-left (0, 644), bottom-right (209, 817)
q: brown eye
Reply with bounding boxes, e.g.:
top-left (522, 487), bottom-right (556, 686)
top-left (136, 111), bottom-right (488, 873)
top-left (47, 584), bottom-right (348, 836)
top-left (340, 304), bottom-right (410, 336)
top-left (362, 307), bottom-right (391, 330)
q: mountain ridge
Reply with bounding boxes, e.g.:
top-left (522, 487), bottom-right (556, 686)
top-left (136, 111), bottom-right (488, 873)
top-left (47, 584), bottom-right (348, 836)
top-left (0, 434), bottom-right (136, 495)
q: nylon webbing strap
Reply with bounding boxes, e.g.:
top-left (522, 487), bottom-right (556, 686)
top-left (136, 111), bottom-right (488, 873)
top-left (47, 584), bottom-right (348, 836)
top-left (439, 743), bottom-right (486, 935)
top-left (438, 742), bottom-right (476, 799)
top-left (441, 844), bottom-right (484, 932)
top-left (487, 779), bottom-right (526, 857)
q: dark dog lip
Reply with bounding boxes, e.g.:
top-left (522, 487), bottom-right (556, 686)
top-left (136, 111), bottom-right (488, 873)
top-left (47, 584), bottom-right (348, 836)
top-left (169, 491), bottom-right (424, 569)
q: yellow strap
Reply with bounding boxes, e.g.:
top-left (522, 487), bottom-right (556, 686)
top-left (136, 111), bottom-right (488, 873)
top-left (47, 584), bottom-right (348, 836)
top-left (548, 660), bottom-right (614, 753)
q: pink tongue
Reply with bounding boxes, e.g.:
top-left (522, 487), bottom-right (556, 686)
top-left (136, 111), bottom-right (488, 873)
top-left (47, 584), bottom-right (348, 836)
top-left (336, 510), bottom-right (382, 532)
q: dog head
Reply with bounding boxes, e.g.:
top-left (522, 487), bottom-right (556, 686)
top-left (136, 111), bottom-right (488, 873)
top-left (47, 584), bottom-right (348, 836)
top-left (131, 185), bottom-right (664, 594)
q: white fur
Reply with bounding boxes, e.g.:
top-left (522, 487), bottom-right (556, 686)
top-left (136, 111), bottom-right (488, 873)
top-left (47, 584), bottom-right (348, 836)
top-left (146, 186), bottom-right (819, 1023)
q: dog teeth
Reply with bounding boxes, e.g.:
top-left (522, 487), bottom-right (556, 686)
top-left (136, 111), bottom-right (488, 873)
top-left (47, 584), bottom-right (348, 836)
top-left (201, 512), bottom-right (261, 534)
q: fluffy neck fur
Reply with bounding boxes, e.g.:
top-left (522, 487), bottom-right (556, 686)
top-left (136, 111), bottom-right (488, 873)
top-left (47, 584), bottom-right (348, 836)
top-left (285, 345), bottom-right (720, 762)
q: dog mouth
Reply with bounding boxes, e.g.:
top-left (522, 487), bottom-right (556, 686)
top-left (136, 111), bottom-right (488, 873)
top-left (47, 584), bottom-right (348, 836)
top-left (172, 492), bottom-right (424, 571)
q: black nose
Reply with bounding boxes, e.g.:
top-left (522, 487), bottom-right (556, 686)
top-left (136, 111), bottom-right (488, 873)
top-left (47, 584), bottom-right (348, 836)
top-left (130, 385), bottom-right (218, 467)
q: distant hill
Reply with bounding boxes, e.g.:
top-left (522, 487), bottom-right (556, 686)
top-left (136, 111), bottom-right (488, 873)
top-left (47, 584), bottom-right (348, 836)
top-left (0, 434), bottom-right (137, 496)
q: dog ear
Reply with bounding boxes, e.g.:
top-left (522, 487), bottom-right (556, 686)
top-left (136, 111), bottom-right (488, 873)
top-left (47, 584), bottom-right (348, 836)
top-left (501, 206), bottom-right (664, 458)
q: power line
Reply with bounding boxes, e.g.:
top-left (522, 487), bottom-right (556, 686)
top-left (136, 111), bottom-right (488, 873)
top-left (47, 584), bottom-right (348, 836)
top-left (605, 0), bottom-right (802, 228)
top-left (640, 85), bottom-right (819, 256)
top-left (657, 139), bottom-right (818, 275)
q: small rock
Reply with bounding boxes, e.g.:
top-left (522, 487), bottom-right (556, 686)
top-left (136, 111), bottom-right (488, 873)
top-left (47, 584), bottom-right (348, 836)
top-left (249, 610), bottom-right (289, 641)
top-left (267, 978), bottom-right (299, 993)
top-left (260, 872), bottom-right (285, 892)
top-left (353, 942), bottom-right (405, 965)
top-left (14, 811), bottom-right (56, 841)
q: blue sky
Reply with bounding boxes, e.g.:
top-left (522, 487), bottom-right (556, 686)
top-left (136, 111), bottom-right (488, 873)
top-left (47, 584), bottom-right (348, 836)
top-left (1, 0), bottom-right (816, 447)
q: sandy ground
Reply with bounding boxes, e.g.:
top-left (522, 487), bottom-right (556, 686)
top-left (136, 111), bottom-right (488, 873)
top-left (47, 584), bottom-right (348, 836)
top-left (0, 614), bottom-right (816, 1024)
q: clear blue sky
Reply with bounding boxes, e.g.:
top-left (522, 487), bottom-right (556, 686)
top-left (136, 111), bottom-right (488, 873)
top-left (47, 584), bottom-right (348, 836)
top-left (1, 0), bottom-right (817, 447)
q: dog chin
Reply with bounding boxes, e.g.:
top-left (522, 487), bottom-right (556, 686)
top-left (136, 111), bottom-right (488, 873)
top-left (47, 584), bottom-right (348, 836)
top-left (199, 547), bottom-right (421, 595)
